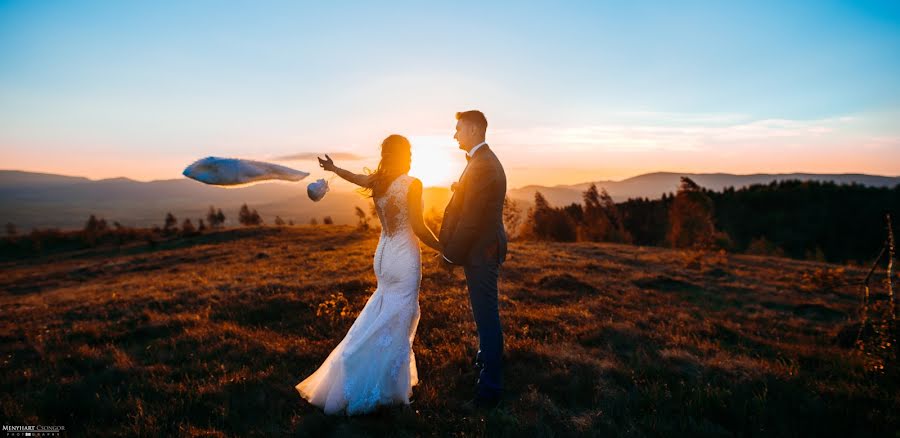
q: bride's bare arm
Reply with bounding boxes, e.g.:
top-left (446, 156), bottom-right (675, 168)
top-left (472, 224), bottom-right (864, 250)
top-left (318, 154), bottom-right (373, 188)
top-left (407, 178), bottom-right (441, 252)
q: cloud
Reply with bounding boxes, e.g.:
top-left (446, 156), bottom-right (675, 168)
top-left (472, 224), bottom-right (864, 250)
top-left (492, 113), bottom-right (899, 154)
top-left (611, 111), bottom-right (751, 125)
top-left (271, 152), bottom-right (367, 161)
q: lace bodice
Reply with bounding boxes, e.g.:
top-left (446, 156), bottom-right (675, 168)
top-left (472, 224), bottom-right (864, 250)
top-left (374, 174), bottom-right (416, 238)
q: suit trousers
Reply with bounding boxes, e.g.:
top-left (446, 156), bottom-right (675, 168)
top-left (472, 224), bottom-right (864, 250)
top-left (463, 262), bottom-right (503, 397)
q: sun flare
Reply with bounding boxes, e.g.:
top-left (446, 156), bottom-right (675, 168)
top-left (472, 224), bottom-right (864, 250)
top-left (408, 136), bottom-right (466, 188)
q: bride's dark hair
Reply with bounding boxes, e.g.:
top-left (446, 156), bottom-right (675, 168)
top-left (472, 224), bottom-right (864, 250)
top-left (360, 134), bottom-right (412, 198)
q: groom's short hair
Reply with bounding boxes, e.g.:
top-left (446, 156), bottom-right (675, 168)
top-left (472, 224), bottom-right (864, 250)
top-left (456, 110), bottom-right (488, 134)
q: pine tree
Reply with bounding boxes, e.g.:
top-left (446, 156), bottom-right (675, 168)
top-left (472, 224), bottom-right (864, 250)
top-left (530, 191), bottom-right (577, 241)
top-left (163, 212), bottom-right (178, 234)
top-left (667, 177), bottom-right (716, 248)
top-left (238, 204), bottom-right (261, 226)
top-left (181, 218), bottom-right (195, 236)
top-left (207, 206), bottom-right (221, 228)
top-left (85, 214), bottom-right (108, 233)
top-left (239, 204), bottom-right (251, 226)
top-left (581, 184), bottom-right (611, 241)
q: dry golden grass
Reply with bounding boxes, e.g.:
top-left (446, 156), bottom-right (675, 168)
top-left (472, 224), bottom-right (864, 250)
top-left (1, 225), bottom-right (896, 436)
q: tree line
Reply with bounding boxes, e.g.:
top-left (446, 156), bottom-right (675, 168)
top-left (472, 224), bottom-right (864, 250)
top-left (507, 177), bottom-right (900, 263)
top-left (0, 203), bottom-right (334, 260)
top-left (6, 179), bottom-right (898, 264)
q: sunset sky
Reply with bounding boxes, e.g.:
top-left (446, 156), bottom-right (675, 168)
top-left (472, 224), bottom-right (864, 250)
top-left (2, 1), bottom-right (899, 189)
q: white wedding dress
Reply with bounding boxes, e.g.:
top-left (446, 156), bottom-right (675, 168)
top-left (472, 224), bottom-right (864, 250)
top-left (296, 174), bottom-right (422, 415)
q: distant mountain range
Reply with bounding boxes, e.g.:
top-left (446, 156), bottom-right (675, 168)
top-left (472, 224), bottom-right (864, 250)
top-left (2, 170), bottom-right (898, 231)
top-left (0, 170), bottom-right (372, 231)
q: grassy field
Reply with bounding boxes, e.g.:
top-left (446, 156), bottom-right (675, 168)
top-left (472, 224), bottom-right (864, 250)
top-left (1, 225), bottom-right (897, 437)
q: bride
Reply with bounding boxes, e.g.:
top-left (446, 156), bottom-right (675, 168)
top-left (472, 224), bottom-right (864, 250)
top-left (295, 134), bottom-right (442, 415)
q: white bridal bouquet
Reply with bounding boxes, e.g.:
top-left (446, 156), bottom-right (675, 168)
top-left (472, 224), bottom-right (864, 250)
top-left (306, 178), bottom-right (329, 202)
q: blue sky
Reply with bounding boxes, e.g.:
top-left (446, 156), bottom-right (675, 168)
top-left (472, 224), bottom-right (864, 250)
top-left (2, 0), bottom-right (899, 187)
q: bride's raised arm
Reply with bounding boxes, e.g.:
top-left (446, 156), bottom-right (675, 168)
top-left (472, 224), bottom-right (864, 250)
top-left (318, 154), bottom-right (373, 188)
top-left (407, 178), bottom-right (442, 252)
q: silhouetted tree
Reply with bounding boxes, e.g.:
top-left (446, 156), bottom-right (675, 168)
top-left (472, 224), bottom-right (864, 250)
top-left (5, 222), bottom-right (17, 237)
top-left (85, 214), bottom-right (109, 233)
top-left (503, 195), bottom-right (523, 239)
top-left (197, 219), bottom-right (207, 232)
top-left (578, 184), bottom-right (631, 243)
top-left (323, 216), bottom-right (334, 225)
top-left (288, 219), bottom-right (294, 226)
top-left (238, 204), bottom-right (251, 225)
top-left (163, 212), bottom-right (178, 234)
top-left (206, 206), bottom-right (224, 228)
top-left (82, 214), bottom-right (109, 246)
top-left (563, 203), bottom-right (584, 223)
top-left (275, 216), bottom-right (286, 226)
top-left (619, 195), bottom-right (670, 246)
top-left (530, 191), bottom-right (577, 241)
top-left (354, 206), bottom-right (369, 230)
top-left (238, 204), bottom-right (262, 226)
top-left (580, 184), bottom-right (605, 241)
top-left (310, 218), bottom-right (318, 225)
top-left (181, 218), bottom-right (196, 236)
top-left (667, 177), bottom-right (716, 248)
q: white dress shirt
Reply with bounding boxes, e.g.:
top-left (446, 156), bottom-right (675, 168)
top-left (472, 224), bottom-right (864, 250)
top-left (467, 141), bottom-right (487, 158)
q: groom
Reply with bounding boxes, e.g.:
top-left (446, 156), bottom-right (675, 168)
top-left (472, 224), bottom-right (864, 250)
top-left (440, 110), bottom-right (508, 409)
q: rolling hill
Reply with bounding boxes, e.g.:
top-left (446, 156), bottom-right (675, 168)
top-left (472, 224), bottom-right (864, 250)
top-left (0, 226), bottom-right (894, 436)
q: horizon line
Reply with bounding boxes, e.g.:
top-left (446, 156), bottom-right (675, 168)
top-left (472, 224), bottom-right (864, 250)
top-left (3, 168), bottom-right (900, 192)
